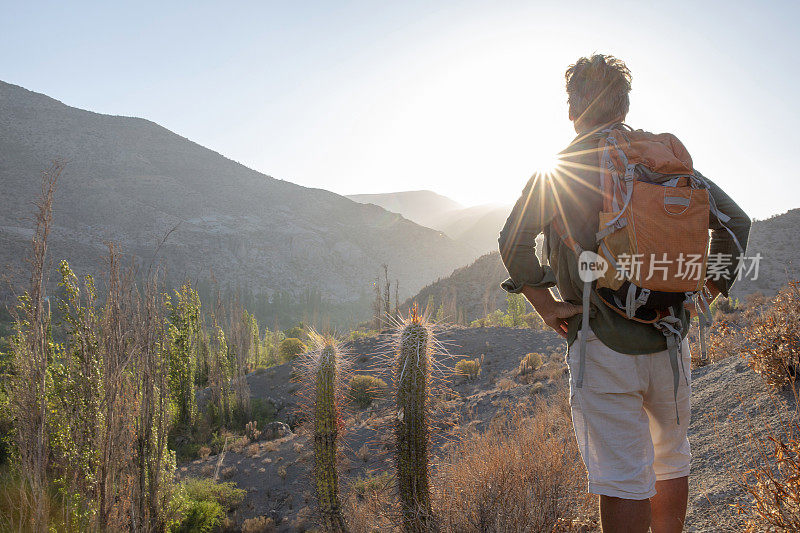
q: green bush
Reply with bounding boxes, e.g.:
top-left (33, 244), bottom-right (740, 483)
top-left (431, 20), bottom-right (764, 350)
top-left (283, 325), bottom-right (307, 341)
top-left (172, 499), bottom-right (223, 533)
top-left (349, 374), bottom-right (388, 408)
top-left (278, 338), bottom-right (307, 361)
top-left (470, 309), bottom-right (512, 328)
top-left (249, 397), bottom-right (277, 427)
top-left (182, 477), bottom-right (245, 512)
top-left (348, 329), bottom-right (375, 341)
top-left (522, 312), bottom-right (547, 330)
top-left (455, 359), bottom-right (481, 381)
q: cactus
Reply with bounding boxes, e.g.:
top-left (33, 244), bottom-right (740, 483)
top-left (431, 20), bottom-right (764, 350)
top-left (395, 310), bottom-right (433, 532)
top-left (313, 343), bottom-right (348, 532)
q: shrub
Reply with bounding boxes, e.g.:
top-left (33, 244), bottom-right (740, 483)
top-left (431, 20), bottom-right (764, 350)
top-left (278, 338), bottom-right (307, 361)
top-left (181, 478), bottom-right (245, 512)
top-left (283, 325), bottom-right (307, 341)
top-left (241, 516), bottom-right (277, 533)
top-left (455, 359), bottom-right (481, 381)
top-left (349, 329), bottom-right (375, 341)
top-left (735, 386), bottom-right (800, 530)
top-left (349, 374), bottom-right (388, 408)
top-left (198, 446), bottom-right (211, 460)
top-left (522, 312), bottom-right (547, 330)
top-left (746, 282), bottom-right (800, 389)
top-left (353, 471), bottom-right (392, 498)
top-left (249, 398), bottom-right (277, 428)
top-left (433, 393), bottom-right (595, 531)
top-left (711, 296), bottom-right (739, 315)
top-left (518, 353), bottom-right (543, 375)
top-left (172, 499), bottom-right (223, 533)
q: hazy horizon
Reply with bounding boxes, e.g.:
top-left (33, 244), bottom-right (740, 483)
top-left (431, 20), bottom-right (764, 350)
top-left (3, 1), bottom-right (798, 219)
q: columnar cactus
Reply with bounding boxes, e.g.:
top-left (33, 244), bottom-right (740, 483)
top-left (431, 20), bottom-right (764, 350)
top-left (395, 311), bottom-right (433, 532)
top-left (313, 343), bottom-right (347, 532)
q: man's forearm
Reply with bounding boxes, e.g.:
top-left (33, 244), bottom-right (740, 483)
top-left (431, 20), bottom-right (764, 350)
top-left (522, 285), bottom-right (581, 338)
top-left (521, 285), bottom-right (558, 309)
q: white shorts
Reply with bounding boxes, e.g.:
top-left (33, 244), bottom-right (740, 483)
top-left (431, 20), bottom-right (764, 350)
top-left (567, 327), bottom-right (691, 500)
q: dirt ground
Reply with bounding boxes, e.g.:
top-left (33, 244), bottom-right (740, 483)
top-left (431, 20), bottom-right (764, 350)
top-left (181, 326), bottom-right (792, 532)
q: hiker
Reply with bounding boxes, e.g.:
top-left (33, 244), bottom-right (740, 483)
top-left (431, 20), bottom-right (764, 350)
top-left (498, 54), bottom-right (751, 533)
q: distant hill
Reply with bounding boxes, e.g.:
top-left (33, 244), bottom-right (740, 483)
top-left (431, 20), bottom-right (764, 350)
top-left (0, 81), bottom-right (476, 323)
top-left (436, 204), bottom-right (510, 254)
top-left (407, 209), bottom-right (799, 323)
top-left (402, 252), bottom-right (509, 323)
top-left (730, 208), bottom-right (800, 299)
top-left (346, 190), bottom-right (463, 230)
top-left (347, 190), bottom-right (511, 254)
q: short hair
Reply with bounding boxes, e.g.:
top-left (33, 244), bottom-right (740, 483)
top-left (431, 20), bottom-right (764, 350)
top-left (565, 54), bottom-right (631, 129)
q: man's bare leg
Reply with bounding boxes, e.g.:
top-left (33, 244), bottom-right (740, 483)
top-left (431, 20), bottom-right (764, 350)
top-left (600, 496), bottom-right (650, 533)
top-left (650, 476), bottom-right (689, 533)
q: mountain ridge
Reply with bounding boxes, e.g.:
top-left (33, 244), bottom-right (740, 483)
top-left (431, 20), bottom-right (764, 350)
top-left (347, 189), bottom-right (510, 254)
top-left (0, 80), bottom-right (477, 320)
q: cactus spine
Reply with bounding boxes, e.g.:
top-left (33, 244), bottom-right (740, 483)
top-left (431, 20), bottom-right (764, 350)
top-left (395, 312), bottom-right (433, 532)
top-left (313, 343), bottom-right (347, 532)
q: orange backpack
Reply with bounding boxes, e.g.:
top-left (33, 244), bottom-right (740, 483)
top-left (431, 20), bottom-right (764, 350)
top-left (554, 126), bottom-right (740, 420)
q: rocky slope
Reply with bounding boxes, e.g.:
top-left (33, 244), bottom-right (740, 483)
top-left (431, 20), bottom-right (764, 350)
top-left (183, 326), bottom-right (790, 531)
top-left (730, 208), bottom-right (800, 299)
top-left (0, 81), bottom-right (475, 312)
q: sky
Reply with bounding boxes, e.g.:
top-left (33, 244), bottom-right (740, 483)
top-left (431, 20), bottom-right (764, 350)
top-left (2, 0), bottom-right (798, 219)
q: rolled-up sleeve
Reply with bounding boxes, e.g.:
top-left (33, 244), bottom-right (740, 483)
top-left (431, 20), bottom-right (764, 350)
top-left (498, 174), bottom-right (557, 293)
top-left (699, 171), bottom-right (752, 297)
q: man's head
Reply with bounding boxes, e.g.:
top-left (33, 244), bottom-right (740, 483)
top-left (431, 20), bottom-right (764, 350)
top-left (565, 54), bottom-right (631, 133)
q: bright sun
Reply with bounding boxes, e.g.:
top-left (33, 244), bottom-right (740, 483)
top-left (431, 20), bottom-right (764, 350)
top-left (535, 152), bottom-right (563, 176)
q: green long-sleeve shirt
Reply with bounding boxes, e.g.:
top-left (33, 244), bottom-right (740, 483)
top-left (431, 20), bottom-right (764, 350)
top-left (498, 127), bottom-right (752, 354)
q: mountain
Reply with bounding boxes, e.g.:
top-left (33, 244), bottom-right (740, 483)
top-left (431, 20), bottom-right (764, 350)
top-left (346, 190), bottom-right (464, 230)
top-left (0, 80), bottom-right (476, 320)
top-left (347, 190), bottom-right (511, 254)
top-left (407, 209), bottom-right (799, 322)
top-left (402, 252), bottom-right (510, 323)
top-left (730, 208), bottom-right (800, 299)
top-left (435, 204), bottom-right (510, 254)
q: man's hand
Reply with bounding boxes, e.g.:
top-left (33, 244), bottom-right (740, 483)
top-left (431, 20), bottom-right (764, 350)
top-left (521, 286), bottom-right (582, 338)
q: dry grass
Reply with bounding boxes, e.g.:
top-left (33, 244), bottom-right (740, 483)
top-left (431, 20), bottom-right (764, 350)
top-left (220, 466), bottom-right (237, 480)
top-left (432, 391), bottom-right (595, 532)
top-left (342, 472), bottom-right (397, 533)
top-left (496, 377), bottom-right (516, 390)
top-left (245, 443), bottom-right (260, 458)
top-left (733, 380), bottom-right (800, 531)
top-left (343, 390), bottom-right (595, 532)
top-left (241, 515), bottom-right (277, 532)
top-left (356, 444), bottom-right (371, 463)
top-left (230, 435), bottom-right (250, 454)
top-left (744, 282), bottom-right (800, 389)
